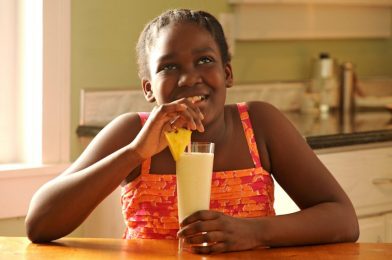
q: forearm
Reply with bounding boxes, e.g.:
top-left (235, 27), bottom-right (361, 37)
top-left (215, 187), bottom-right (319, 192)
top-left (254, 201), bottom-right (359, 247)
top-left (25, 144), bottom-right (143, 242)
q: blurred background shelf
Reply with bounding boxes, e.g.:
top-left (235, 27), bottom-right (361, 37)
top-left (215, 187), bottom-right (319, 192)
top-left (225, 0), bottom-right (392, 40)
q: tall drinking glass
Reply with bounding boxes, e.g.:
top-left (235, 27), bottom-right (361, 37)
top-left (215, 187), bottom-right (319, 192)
top-left (176, 142), bottom-right (214, 253)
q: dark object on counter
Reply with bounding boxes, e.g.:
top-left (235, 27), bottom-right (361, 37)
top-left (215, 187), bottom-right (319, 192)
top-left (338, 62), bottom-right (356, 129)
top-left (339, 62), bottom-right (355, 115)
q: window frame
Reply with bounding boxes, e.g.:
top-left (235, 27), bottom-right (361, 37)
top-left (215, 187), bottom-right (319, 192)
top-left (0, 0), bottom-right (71, 219)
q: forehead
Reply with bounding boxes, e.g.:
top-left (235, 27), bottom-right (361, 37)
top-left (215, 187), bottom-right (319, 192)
top-left (149, 22), bottom-right (220, 61)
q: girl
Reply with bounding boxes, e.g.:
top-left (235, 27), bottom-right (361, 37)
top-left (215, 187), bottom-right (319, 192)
top-left (26, 9), bottom-right (359, 254)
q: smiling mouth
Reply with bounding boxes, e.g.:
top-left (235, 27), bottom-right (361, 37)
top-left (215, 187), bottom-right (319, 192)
top-left (187, 95), bottom-right (208, 104)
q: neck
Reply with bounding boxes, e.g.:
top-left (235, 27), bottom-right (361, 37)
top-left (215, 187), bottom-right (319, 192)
top-left (191, 107), bottom-right (229, 146)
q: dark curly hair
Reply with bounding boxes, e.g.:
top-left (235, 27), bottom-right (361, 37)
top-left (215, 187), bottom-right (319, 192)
top-left (136, 9), bottom-right (231, 80)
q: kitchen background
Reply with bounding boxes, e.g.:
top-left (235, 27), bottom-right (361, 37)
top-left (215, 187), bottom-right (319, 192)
top-left (1, 0), bottom-right (392, 240)
top-left (70, 0), bottom-right (392, 158)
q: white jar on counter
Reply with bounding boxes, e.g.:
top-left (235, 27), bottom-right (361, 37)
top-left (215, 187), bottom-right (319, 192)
top-left (308, 52), bottom-right (339, 114)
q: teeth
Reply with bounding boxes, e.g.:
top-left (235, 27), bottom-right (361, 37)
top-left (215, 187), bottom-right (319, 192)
top-left (187, 96), bottom-right (206, 103)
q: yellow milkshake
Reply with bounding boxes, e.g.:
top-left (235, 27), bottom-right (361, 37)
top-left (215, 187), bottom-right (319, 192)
top-left (176, 151), bottom-right (214, 222)
top-left (164, 130), bottom-right (214, 253)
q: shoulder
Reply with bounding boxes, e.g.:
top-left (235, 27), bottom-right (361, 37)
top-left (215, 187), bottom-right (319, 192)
top-left (82, 112), bottom-right (143, 160)
top-left (244, 101), bottom-right (299, 145)
top-left (87, 111), bottom-right (145, 150)
top-left (246, 101), bottom-right (282, 118)
top-left (62, 112), bottom-right (144, 176)
top-left (97, 112), bottom-right (143, 141)
top-left (245, 101), bottom-right (288, 129)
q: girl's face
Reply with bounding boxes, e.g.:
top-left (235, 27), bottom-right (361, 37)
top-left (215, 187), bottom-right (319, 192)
top-left (142, 22), bottom-right (233, 125)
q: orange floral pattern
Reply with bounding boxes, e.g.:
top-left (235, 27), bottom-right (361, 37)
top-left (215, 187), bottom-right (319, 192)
top-left (121, 103), bottom-right (275, 239)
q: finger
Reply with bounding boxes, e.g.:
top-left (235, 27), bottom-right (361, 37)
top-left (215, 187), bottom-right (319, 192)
top-left (186, 231), bottom-right (224, 245)
top-left (180, 210), bottom-right (221, 227)
top-left (164, 119), bottom-right (177, 133)
top-left (178, 218), bottom-right (222, 238)
top-left (166, 114), bottom-right (179, 132)
top-left (183, 97), bottom-right (204, 121)
top-left (158, 103), bottom-right (188, 114)
top-left (171, 112), bottom-right (196, 131)
top-left (148, 104), bottom-right (187, 127)
top-left (184, 99), bottom-right (205, 132)
top-left (180, 97), bottom-right (203, 116)
top-left (191, 242), bottom-right (227, 255)
top-left (174, 99), bottom-right (204, 132)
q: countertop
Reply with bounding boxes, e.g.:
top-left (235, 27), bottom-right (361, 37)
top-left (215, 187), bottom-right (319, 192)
top-left (285, 110), bottom-right (392, 149)
top-left (76, 110), bottom-right (392, 149)
top-left (1, 237), bottom-right (392, 259)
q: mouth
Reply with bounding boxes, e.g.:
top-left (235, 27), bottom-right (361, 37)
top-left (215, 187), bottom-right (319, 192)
top-left (186, 95), bottom-right (209, 104)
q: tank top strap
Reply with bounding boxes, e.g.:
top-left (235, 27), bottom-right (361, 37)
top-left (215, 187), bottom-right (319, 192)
top-left (137, 112), bottom-right (152, 175)
top-left (236, 103), bottom-right (262, 168)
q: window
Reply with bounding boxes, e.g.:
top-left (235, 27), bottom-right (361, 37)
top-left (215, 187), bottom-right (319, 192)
top-left (0, 0), bottom-right (70, 166)
top-left (0, 0), bottom-right (44, 165)
top-left (0, 0), bottom-right (71, 218)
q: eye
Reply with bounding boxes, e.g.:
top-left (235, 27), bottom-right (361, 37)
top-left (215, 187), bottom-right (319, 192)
top-left (197, 56), bottom-right (213, 65)
top-left (160, 64), bottom-right (177, 72)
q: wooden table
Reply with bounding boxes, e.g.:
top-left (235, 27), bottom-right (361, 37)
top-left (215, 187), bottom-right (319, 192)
top-left (1, 237), bottom-right (391, 259)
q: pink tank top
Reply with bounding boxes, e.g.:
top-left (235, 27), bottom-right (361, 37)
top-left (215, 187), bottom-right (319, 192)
top-left (121, 103), bottom-right (275, 239)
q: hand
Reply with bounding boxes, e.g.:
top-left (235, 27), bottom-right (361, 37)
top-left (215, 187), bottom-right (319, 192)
top-left (177, 210), bottom-right (261, 254)
top-left (131, 99), bottom-right (204, 160)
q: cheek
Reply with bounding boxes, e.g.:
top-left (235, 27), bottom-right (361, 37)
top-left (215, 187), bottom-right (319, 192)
top-left (203, 66), bottom-right (226, 83)
top-left (151, 79), bottom-right (176, 104)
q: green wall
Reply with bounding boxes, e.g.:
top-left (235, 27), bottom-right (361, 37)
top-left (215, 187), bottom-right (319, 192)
top-left (71, 0), bottom-right (392, 159)
top-left (71, 0), bottom-right (230, 159)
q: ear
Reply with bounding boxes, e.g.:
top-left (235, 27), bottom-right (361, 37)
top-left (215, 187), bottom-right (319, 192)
top-left (224, 63), bottom-right (233, 88)
top-left (142, 79), bottom-right (156, 103)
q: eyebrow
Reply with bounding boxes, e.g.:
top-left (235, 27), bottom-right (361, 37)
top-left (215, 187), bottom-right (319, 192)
top-left (156, 46), bottom-right (217, 63)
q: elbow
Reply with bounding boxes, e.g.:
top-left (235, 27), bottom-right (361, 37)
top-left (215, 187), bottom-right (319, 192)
top-left (25, 216), bottom-right (42, 243)
top-left (25, 215), bottom-right (53, 243)
top-left (346, 216), bottom-right (360, 242)
top-left (346, 204), bottom-right (360, 242)
top-left (338, 204), bottom-right (360, 243)
top-left (26, 231), bottom-right (45, 244)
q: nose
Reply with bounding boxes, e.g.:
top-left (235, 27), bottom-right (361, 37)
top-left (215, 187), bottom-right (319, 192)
top-left (178, 67), bottom-right (202, 88)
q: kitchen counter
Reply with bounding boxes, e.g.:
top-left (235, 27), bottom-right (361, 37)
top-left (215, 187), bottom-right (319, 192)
top-left (76, 110), bottom-right (392, 149)
top-left (2, 237), bottom-right (392, 259)
top-left (285, 110), bottom-right (392, 149)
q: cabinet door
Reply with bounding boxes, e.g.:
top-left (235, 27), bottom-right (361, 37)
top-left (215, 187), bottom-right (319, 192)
top-left (358, 215), bottom-right (385, 243)
top-left (317, 146), bottom-right (392, 217)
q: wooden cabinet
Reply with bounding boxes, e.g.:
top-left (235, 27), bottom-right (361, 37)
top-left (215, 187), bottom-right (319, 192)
top-left (358, 213), bottom-right (392, 243)
top-left (358, 215), bottom-right (386, 243)
top-left (320, 144), bottom-right (392, 243)
top-left (274, 143), bottom-right (392, 243)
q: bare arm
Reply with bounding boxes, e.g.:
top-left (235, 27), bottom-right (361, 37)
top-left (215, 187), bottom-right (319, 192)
top-left (250, 101), bottom-right (359, 246)
top-left (25, 113), bottom-right (144, 242)
top-left (25, 101), bottom-right (204, 242)
top-left (178, 101), bottom-right (359, 254)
